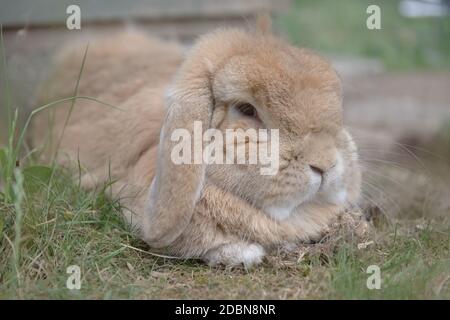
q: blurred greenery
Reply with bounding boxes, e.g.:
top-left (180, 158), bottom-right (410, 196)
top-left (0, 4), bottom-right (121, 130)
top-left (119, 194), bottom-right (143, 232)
top-left (276, 0), bottom-right (450, 69)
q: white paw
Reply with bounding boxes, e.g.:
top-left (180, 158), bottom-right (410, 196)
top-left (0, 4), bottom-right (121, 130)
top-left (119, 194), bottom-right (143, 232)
top-left (203, 242), bottom-right (265, 268)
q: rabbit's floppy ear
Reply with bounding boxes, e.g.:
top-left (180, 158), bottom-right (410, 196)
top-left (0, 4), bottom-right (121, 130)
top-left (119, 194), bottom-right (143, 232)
top-left (142, 53), bottom-right (215, 248)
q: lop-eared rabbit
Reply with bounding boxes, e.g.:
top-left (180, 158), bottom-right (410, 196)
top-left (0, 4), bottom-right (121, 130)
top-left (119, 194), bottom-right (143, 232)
top-left (31, 19), bottom-right (361, 267)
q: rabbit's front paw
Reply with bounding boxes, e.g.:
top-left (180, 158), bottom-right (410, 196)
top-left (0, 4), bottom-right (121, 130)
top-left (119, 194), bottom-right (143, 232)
top-left (203, 242), bottom-right (265, 268)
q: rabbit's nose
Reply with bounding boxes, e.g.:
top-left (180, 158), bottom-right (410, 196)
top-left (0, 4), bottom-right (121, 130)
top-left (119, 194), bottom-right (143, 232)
top-left (309, 161), bottom-right (337, 176)
top-left (309, 165), bottom-right (325, 176)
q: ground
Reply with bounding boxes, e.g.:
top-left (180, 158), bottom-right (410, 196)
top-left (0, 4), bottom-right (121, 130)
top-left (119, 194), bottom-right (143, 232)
top-left (0, 0), bottom-right (449, 299)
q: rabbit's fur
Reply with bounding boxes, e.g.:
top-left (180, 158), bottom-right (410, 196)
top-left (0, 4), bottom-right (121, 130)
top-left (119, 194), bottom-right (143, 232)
top-left (31, 24), bottom-right (361, 267)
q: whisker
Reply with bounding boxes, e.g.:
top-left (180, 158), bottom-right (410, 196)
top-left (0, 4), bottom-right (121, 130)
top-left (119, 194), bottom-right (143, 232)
top-left (392, 142), bottom-right (430, 175)
top-left (359, 158), bottom-right (417, 173)
top-left (361, 180), bottom-right (402, 215)
top-left (392, 141), bottom-right (449, 162)
top-left (359, 191), bottom-right (391, 219)
top-left (361, 166), bottom-right (408, 188)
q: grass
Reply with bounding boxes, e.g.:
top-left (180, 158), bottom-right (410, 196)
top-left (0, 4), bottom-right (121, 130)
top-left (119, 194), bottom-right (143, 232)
top-left (275, 0), bottom-right (450, 70)
top-left (1, 3), bottom-right (450, 299)
top-left (0, 162), bottom-right (448, 299)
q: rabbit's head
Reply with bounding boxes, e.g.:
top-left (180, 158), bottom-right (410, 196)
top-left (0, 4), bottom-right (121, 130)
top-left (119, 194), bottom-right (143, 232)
top-left (142, 24), bottom-right (361, 247)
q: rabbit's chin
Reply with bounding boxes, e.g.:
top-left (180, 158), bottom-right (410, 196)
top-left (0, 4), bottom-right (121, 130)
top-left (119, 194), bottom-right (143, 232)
top-left (262, 187), bottom-right (349, 221)
top-left (317, 189), bottom-right (348, 206)
top-left (263, 204), bottom-right (298, 220)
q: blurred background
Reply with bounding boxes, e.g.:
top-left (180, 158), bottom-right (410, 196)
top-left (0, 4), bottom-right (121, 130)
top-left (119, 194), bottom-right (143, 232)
top-left (1, 0), bottom-right (449, 218)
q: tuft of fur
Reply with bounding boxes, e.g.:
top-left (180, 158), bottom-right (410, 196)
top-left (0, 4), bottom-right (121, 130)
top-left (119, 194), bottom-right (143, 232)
top-left (31, 24), bottom-right (362, 267)
top-left (255, 13), bottom-right (273, 35)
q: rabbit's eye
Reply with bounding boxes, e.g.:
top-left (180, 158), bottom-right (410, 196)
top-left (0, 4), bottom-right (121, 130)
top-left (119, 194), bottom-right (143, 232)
top-left (236, 103), bottom-right (257, 117)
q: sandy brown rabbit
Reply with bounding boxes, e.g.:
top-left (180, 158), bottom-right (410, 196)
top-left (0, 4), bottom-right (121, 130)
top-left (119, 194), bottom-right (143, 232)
top-left (30, 20), bottom-right (361, 267)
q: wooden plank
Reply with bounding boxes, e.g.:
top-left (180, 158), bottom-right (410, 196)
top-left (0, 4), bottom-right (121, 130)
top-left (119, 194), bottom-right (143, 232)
top-left (0, 0), bottom-right (291, 28)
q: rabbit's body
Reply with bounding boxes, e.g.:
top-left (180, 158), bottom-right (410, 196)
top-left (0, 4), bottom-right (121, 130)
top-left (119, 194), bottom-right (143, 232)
top-left (31, 26), bottom-right (361, 267)
top-left (31, 32), bottom-right (180, 221)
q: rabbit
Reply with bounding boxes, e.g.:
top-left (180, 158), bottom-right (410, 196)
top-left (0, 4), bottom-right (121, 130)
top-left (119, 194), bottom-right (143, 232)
top-left (30, 19), bottom-right (361, 268)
